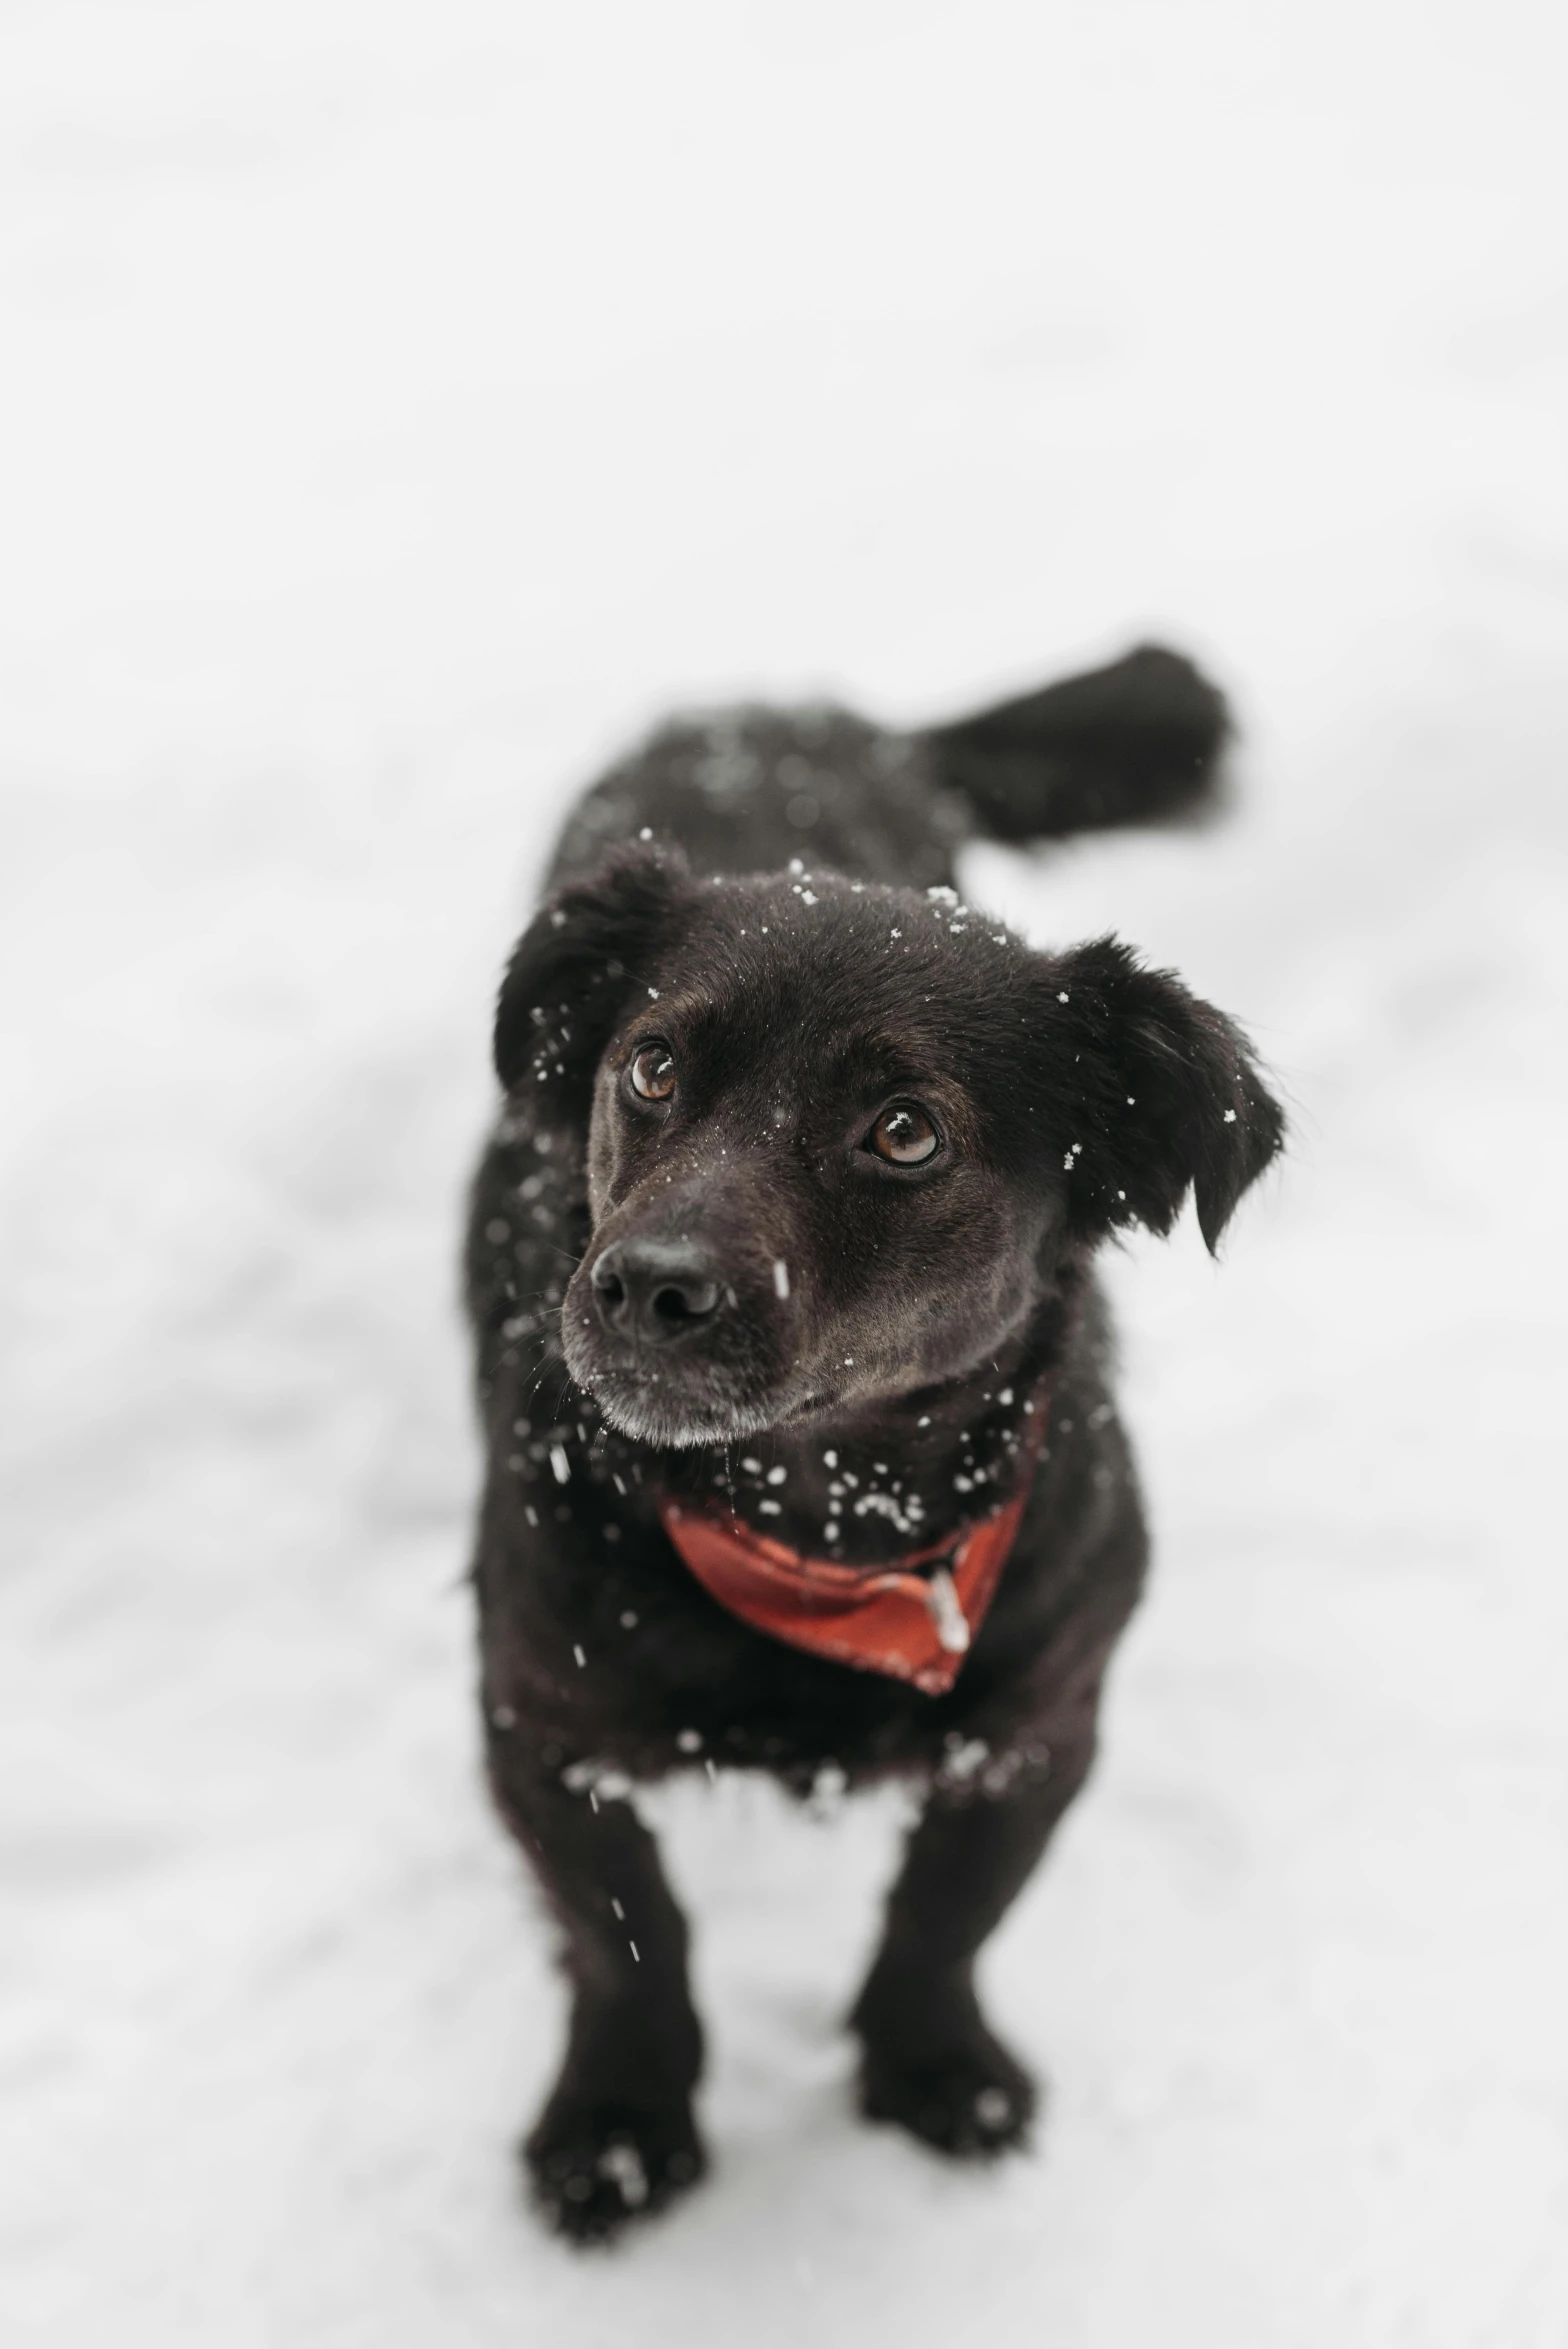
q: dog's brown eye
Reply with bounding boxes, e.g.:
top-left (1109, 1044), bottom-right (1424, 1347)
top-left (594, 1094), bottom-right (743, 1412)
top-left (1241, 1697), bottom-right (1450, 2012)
top-left (867, 1103), bottom-right (939, 1165)
top-left (629, 1042), bottom-right (677, 1102)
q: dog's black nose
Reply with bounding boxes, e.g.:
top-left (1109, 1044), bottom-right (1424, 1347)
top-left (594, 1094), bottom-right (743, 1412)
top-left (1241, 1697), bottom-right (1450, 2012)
top-left (591, 1240), bottom-right (724, 1344)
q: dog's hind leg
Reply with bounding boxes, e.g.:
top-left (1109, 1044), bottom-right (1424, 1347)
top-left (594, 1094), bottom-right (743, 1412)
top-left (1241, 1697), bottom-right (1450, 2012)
top-left (848, 1721), bottom-right (1102, 2158)
top-left (489, 1756), bottom-right (706, 2242)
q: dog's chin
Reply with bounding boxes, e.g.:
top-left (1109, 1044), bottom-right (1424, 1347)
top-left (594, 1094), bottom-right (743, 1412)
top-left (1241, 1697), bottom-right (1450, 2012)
top-left (583, 1379), bottom-right (782, 1450)
top-left (564, 1340), bottom-right (789, 1450)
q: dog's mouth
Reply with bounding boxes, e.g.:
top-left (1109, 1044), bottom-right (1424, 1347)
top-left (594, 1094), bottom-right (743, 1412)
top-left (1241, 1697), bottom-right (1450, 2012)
top-left (572, 1364), bottom-right (795, 1449)
top-left (565, 1339), bottom-right (816, 1450)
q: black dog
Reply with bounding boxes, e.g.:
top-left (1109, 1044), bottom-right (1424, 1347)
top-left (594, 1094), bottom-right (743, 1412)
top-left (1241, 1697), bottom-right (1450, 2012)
top-left (465, 645), bottom-right (1283, 2242)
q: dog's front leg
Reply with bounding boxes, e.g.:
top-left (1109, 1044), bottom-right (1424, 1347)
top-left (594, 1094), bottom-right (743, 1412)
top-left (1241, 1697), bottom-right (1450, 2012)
top-left (850, 1726), bottom-right (1099, 2159)
top-left (489, 1750), bottom-right (705, 2241)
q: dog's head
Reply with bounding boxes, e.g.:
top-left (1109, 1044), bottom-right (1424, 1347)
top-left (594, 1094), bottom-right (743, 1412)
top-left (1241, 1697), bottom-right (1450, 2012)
top-left (495, 846), bottom-right (1283, 1446)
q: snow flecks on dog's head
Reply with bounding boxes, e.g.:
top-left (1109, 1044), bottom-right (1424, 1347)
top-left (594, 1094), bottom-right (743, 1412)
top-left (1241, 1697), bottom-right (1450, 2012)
top-left (492, 846), bottom-right (1284, 1445)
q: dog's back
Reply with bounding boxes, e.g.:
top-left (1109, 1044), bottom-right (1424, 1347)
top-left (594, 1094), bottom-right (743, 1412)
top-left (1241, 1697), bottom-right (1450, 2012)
top-left (548, 641), bottom-right (1229, 894)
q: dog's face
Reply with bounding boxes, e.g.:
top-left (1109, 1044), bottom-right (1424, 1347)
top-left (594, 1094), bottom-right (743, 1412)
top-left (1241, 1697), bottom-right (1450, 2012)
top-left (496, 848), bottom-right (1282, 1446)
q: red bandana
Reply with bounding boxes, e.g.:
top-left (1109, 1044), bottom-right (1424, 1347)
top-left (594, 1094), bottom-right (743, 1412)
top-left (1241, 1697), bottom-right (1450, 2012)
top-left (658, 1402), bottom-right (1049, 1697)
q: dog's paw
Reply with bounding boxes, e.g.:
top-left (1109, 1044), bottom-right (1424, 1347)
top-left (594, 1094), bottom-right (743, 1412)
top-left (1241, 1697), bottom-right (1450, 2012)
top-left (857, 2023), bottom-right (1039, 2159)
top-left (523, 2094), bottom-right (706, 2244)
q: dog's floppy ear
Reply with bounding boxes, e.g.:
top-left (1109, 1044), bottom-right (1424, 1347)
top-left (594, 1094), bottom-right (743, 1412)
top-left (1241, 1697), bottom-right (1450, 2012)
top-left (494, 844), bottom-right (690, 1120)
top-left (1034, 936), bottom-right (1284, 1252)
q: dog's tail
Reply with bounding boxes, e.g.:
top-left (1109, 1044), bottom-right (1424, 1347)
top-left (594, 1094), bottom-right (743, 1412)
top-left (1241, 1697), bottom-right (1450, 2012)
top-left (924, 642), bottom-right (1229, 845)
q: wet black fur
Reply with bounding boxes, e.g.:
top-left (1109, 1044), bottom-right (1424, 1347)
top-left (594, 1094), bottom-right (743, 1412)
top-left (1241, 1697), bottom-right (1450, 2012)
top-left (466, 644), bottom-right (1283, 2241)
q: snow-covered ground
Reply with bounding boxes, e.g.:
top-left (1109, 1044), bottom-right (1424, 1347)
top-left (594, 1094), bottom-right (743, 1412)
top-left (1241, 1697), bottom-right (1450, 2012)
top-left (3, 5), bottom-right (1566, 2343)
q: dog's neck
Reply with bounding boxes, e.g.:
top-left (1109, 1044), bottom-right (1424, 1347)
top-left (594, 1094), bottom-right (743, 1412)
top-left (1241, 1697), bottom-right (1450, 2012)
top-left (660, 1286), bottom-right (1079, 1568)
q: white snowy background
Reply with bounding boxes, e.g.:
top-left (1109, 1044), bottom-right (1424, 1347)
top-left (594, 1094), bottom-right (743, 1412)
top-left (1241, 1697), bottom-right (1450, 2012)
top-left (3, 4), bottom-right (1566, 2343)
